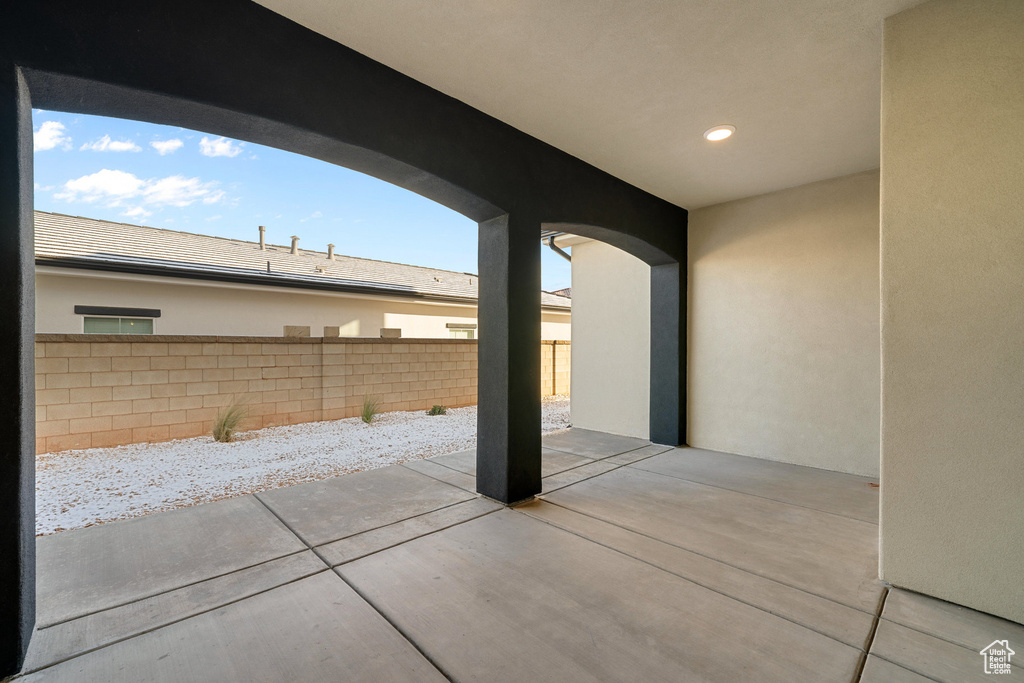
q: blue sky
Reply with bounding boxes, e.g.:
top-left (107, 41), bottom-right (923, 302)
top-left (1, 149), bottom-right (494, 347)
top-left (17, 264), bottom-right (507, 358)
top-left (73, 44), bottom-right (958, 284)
top-left (32, 112), bottom-right (572, 292)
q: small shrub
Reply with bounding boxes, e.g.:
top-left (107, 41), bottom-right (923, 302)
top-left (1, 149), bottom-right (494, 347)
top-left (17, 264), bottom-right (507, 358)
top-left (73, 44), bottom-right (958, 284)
top-left (212, 401), bottom-right (247, 442)
top-left (361, 395), bottom-right (381, 424)
top-left (427, 404), bottom-right (447, 416)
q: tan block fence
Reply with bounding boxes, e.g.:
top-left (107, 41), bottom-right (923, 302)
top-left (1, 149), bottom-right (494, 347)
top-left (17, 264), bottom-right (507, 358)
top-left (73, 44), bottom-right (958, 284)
top-left (541, 340), bottom-right (571, 397)
top-left (35, 335), bottom-right (570, 454)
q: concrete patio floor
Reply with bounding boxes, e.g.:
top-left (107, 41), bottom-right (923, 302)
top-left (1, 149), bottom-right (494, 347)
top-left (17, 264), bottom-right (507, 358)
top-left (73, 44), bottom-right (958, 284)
top-left (12, 429), bottom-right (1023, 682)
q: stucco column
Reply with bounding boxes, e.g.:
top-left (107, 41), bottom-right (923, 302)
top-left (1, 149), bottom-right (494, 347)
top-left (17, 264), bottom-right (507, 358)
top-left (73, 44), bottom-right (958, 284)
top-left (0, 63), bottom-right (36, 677)
top-left (879, 0), bottom-right (1024, 623)
top-left (476, 213), bottom-right (542, 503)
top-left (650, 262), bottom-right (686, 445)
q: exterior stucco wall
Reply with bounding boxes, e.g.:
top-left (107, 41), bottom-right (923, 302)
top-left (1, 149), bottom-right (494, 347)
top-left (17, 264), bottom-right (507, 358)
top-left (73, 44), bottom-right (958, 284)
top-left (880, 0), bottom-right (1024, 622)
top-left (688, 170), bottom-right (881, 476)
top-left (569, 240), bottom-right (650, 439)
top-left (35, 269), bottom-right (571, 340)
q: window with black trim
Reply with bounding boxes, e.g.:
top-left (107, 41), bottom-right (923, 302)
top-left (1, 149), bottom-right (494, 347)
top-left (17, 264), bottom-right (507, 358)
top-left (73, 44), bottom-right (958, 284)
top-left (83, 317), bottom-right (154, 334)
top-left (76, 305), bottom-right (160, 334)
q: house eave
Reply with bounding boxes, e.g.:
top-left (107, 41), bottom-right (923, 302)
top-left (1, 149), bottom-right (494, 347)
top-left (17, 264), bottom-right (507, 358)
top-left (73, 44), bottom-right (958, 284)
top-left (35, 258), bottom-right (573, 312)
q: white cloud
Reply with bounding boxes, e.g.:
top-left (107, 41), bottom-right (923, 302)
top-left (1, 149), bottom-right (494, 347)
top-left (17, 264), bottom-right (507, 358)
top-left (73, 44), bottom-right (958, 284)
top-left (300, 210), bottom-right (323, 223)
top-left (121, 206), bottom-right (153, 219)
top-left (55, 169), bottom-right (145, 204)
top-left (205, 215), bottom-right (222, 222)
top-left (142, 175), bottom-right (223, 207)
top-left (34, 121), bottom-right (71, 151)
top-left (54, 169), bottom-right (225, 209)
top-left (80, 135), bottom-right (142, 153)
top-left (199, 136), bottom-right (243, 158)
top-left (150, 139), bottom-right (184, 155)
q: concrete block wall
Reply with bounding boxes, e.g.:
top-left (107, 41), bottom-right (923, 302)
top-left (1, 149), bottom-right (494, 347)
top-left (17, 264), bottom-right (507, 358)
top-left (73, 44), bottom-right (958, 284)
top-left (541, 340), bottom-right (571, 396)
top-left (35, 335), bottom-right (568, 453)
top-left (318, 339), bottom-right (478, 422)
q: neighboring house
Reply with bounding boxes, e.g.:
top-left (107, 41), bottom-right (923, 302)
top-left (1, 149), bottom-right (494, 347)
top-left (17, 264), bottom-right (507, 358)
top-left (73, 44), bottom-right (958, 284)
top-left (34, 211), bottom-right (571, 339)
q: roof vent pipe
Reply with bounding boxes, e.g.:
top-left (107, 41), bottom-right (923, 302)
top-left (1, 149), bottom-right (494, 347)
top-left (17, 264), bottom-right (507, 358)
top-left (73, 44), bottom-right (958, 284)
top-left (290, 235), bottom-right (300, 254)
top-left (258, 225), bottom-right (266, 250)
top-left (327, 244), bottom-right (335, 260)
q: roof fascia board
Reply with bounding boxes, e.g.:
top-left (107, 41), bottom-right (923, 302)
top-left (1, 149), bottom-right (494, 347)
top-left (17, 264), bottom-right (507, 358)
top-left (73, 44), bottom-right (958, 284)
top-left (35, 261), bottom-right (572, 312)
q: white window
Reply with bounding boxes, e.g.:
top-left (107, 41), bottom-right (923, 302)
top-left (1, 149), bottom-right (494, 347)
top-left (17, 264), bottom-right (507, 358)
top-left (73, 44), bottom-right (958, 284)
top-left (449, 328), bottom-right (474, 339)
top-left (83, 317), bottom-right (154, 335)
top-left (76, 305), bottom-right (160, 334)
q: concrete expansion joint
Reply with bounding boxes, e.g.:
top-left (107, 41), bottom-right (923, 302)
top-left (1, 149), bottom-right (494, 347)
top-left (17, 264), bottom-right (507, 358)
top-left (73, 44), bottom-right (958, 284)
top-left (17, 566), bottom-right (328, 679)
top-left (510, 501), bottom-right (879, 654)
top-left (252, 488), bottom-right (486, 683)
top-left (631, 465), bottom-right (878, 526)
top-left (251, 493), bottom-right (332, 571)
top-left (34, 548), bottom-right (314, 632)
top-left (531, 494), bottom-right (879, 619)
top-left (852, 586), bottom-right (889, 683)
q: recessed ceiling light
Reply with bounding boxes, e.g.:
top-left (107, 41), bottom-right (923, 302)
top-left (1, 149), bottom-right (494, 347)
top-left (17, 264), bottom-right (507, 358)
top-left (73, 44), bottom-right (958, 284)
top-left (703, 125), bottom-right (735, 141)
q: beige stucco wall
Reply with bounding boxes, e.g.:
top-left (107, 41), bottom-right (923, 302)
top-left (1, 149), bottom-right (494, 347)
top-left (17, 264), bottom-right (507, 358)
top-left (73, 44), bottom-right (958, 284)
top-left (880, 0), bottom-right (1024, 623)
top-left (35, 269), bottom-right (571, 340)
top-left (570, 240), bottom-right (651, 439)
top-left (688, 170), bottom-right (881, 476)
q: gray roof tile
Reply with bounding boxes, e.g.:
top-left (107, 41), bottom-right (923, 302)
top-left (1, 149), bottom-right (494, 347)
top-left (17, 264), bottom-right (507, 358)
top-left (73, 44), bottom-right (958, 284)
top-left (33, 212), bottom-right (571, 310)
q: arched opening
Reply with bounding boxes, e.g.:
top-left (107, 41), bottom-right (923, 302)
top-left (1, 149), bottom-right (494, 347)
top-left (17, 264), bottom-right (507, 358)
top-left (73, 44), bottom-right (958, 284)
top-left (31, 109), bottom-right (580, 537)
top-left (2, 4), bottom-right (686, 673)
top-left (544, 235), bottom-right (651, 439)
top-left (542, 222), bottom-right (684, 446)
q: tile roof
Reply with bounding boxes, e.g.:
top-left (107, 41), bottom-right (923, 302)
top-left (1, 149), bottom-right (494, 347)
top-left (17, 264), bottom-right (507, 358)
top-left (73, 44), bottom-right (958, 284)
top-left (34, 212), bottom-right (571, 310)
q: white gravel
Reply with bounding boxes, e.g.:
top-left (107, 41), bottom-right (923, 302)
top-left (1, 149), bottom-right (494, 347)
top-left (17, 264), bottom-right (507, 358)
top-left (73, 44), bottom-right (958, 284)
top-left (36, 396), bottom-right (571, 536)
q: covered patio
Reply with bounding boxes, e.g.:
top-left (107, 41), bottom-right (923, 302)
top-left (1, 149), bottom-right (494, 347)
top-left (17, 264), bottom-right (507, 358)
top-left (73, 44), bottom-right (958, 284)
top-left (15, 428), bottom-right (1019, 682)
top-left (3, 1), bottom-right (1024, 680)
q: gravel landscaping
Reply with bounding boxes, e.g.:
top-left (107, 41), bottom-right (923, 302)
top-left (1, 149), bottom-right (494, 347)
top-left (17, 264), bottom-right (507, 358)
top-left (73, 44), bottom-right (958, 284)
top-left (36, 396), bottom-right (570, 535)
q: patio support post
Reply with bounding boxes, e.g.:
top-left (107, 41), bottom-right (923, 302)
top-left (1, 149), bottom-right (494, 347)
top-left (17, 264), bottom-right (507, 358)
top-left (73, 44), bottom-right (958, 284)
top-left (476, 213), bottom-right (542, 504)
top-left (0, 62), bottom-right (36, 677)
top-left (650, 261), bottom-right (686, 446)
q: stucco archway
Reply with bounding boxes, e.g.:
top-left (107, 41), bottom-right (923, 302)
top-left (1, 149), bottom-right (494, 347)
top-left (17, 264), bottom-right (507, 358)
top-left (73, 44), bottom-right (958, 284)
top-left (0, 1), bottom-right (686, 673)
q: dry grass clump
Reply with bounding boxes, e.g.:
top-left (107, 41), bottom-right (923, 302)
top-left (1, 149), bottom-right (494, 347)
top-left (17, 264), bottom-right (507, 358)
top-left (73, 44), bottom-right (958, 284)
top-left (212, 401), bottom-right (247, 442)
top-left (361, 395), bottom-right (381, 424)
